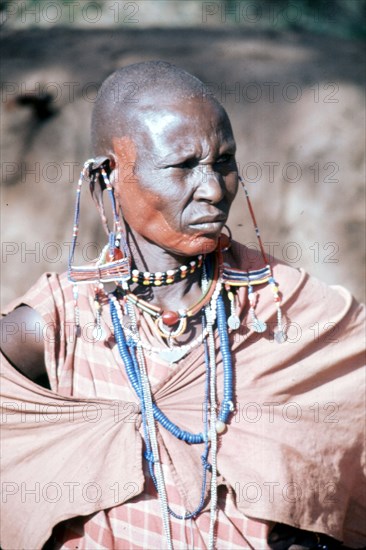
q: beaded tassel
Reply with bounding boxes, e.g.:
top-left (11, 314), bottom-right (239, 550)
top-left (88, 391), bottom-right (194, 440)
top-left (92, 284), bottom-right (105, 341)
top-left (248, 284), bottom-right (267, 333)
top-left (269, 276), bottom-right (287, 343)
top-left (226, 286), bottom-right (240, 330)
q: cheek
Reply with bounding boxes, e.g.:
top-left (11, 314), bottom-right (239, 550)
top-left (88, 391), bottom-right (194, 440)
top-left (120, 183), bottom-right (219, 254)
top-left (226, 173), bottom-right (239, 202)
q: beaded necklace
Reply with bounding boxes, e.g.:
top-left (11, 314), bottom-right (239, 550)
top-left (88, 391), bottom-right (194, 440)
top-left (109, 258), bottom-right (230, 549)
top-left (118, 314), bottom-right (209, 365)
top-left (131, 255), bottom-right (203, 286)
top-left (122, 254), bottom-right (220, 340)
top-left (109, 257), bottom-right (234, 443)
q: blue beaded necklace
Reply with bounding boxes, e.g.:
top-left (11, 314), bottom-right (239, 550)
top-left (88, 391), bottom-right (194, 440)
top-left (109, 255), bottom-right (235, 521)
top-left (142, 314), bottom-right (211, 520)
top-left (109, 257), bottom-right (235, 444)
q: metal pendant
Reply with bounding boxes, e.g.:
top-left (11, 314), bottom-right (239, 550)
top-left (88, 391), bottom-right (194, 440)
top-left (158, 347), bottom-right (188, 364)
top-left (253, 319), bottom-right (267, 333)
top-left (228, 315), bottom-right (240, 330)
top-left (92, 325), bottom-right (106, 341)
top-left (274, 329), bottom-right (287, 344)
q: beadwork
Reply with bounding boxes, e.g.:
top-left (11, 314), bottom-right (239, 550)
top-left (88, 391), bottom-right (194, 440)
top-left (131, 255), bottom-right (203, 286)
top-left (68, 160), bottom-right (131, 286)
top-left (120, 315), bottom-right (210, 363)
top-left (121, 254), bottom-right (220, 340)
top-left (109, 257), bottom-right (235, 444)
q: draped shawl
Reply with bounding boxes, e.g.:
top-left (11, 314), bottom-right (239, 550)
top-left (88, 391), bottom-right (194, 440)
top-left (1, 242), bottom-right (365, 549)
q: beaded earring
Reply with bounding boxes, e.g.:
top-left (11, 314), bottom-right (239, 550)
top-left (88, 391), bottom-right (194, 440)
top-left (240, 176), bottom-right (286, 341)
top-left (221, 177), bottom-right (286, 342)
top-left (68, 159), bottom-right (131, 286)
top-left (68, 159), bottom-right (131, 333)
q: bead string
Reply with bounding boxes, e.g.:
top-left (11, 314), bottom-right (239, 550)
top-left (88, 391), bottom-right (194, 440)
top-left (110, 264), bottom-right (229, 549)
top-left (239, 176), bottom-right (269, 265)
top-left (109, 259), bottom-right (235, 443)
top-left (238, 177), bottom-right (286, 341)
top-left (119, 268), bottom-right (212, 515)
top-left (131, 255), bottom-right (203, 286)
top-left (120, 254), bottom-right (219, 340)
top-left (127, 304), bottom-right (173, 550)
top-left (119, 315), bottom-right (209, 362)
top-left (206, 301), bottom-right (218, 550)
top-left (68, 162), bottom-right (131, 286)
top-left (128, 301), bottom-right (212, 522)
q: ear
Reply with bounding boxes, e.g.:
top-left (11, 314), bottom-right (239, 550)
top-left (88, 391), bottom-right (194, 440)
top-left (89, 156), bottom-right (115, 236)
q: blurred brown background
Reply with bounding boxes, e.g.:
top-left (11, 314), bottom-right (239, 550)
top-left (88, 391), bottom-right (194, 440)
top-left (1, 0), bottom-right (365, 307)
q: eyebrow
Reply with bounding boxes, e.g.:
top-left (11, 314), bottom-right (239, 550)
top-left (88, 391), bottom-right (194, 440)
top-left (154, 140), bottom-right (237, 168)
top-left (155, 149), bottom-right (197, 167)
top-left (218, 140), bottom-right (236, 154)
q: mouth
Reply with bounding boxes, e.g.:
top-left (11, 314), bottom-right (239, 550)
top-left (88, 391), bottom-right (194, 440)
top-left (188, 216), bottom-right (227, 233)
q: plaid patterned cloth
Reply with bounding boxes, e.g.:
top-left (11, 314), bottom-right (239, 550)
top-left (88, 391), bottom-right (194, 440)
top-left (12, 272), bottom-right (272, 550)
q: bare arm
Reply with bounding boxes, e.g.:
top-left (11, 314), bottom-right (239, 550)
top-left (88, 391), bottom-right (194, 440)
top-left (0, 305), bottom-right (50, 389)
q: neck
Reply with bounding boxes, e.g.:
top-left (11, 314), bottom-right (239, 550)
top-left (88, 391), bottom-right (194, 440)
top-left (125, 227), bottom-right (209, 311)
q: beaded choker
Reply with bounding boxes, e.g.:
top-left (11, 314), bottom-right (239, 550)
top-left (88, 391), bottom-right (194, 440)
top-left (131, 255), bottom-right (203, 286)
top-left (119, 254), bottom-right (219, 339)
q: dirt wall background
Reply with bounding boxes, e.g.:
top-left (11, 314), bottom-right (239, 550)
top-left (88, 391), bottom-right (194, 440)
top-left (1, 16), bottom-right (365, 306)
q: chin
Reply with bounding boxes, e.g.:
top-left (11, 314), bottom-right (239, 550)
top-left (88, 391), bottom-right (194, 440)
top-left (185, 235), bottom-right (219, 256)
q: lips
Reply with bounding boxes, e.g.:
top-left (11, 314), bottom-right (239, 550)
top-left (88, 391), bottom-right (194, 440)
top-left (188, 217), bottom-right (227, 237)
top-left (189, 213), bottom-right (227, 225)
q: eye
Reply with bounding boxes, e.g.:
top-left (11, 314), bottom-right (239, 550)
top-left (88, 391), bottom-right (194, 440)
top-left (215, 154), bottom-right (234, 165)
top-left (171, 158), bottom-right (198, 170)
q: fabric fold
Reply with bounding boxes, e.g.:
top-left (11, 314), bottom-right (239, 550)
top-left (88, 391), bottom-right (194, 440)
top-left (0, 355), bottom-right (145, 550)
top-left (1, 243), bottom-right (365, 549)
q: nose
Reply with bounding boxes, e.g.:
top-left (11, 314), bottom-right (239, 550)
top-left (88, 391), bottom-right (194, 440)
top-left (193, 165), bottom-right (225, 204)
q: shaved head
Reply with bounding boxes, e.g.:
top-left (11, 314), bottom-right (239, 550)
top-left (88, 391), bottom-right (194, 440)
top-left (91, 60), bottom-right (221, 157)
top-left (89, 60), bottom-right (237, 259)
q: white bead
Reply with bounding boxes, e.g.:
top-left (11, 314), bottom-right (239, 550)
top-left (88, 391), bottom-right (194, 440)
top-left (215, 421), bottom-right (227, 434)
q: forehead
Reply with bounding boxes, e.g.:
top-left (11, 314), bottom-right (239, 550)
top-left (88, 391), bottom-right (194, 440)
top-left (131, 97), bottom-right (234, 157)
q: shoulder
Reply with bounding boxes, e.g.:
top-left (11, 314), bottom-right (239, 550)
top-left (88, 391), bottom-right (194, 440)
top-left (227, 240), bottom-right (364, 329)
top-left (0, 272), bottom-right (76, 387)
top-left (1, 305), bottom-right (48, 385)
top-left (225, 239), bottom-right (304, 291)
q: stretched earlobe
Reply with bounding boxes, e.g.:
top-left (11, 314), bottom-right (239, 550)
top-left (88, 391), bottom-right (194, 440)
top-left (89, 156), bottom-right (113, 236)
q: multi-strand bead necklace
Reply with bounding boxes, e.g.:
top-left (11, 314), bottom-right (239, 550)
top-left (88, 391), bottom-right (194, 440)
top-left (109, 255), bottom-right (234, 550)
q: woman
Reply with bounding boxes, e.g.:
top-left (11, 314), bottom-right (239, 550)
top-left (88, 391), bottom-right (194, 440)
top-left (1, 61), bottom-right (365, 550)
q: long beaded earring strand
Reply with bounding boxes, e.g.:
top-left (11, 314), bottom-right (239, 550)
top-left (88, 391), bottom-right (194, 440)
top-left (68, 161), bottom-right (131, 287)
top-left (239, 177), bottom-right (286, 342)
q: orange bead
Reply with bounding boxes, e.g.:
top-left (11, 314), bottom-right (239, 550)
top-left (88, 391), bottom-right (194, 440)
top-left (113, 248), bottom-right (123, 260)
top-left (162, 311), bottom-right (179, 326)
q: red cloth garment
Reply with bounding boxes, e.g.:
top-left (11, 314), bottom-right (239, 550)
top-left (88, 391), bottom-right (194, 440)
top-left (1, 243), bottom-right (365, 549)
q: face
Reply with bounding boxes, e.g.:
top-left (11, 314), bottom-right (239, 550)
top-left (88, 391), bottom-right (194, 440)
top-left (112, 96), bottom-right (238, 257)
